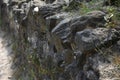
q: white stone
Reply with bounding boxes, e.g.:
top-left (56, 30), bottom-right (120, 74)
top-left (33, 7), bottom-right (39, 12)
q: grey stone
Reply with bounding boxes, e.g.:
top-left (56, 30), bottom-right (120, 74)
top-left (75, 28), bottom-right (120, 52)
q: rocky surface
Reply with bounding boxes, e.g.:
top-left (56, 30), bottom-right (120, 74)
top-left (0, 0), bottom-right (120, 80)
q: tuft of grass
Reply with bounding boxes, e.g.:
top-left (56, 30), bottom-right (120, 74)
top-left (79, 0), bottom-right (103, 14)
top-left (104, 6), bottom-right (120, 28)
top-left (62, 1), bottom-right (83, 11)
top-left (79, 4), bottom-right (94, 15)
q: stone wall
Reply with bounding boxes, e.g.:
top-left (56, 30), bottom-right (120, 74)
top-left (1, 0), bottom-right (120, 80)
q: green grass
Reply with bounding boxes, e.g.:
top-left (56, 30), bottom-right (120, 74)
top-left (62, 0), bottom-right (103, 15)
top-left (79, 0), bottom-right (103, 14)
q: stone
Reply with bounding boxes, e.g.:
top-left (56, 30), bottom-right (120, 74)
top-left (51, 11), bottom-right (106, 52)
top-left (75, 28), bottom-right (120, 52)
top-left (33, 7), bottom-right (39, 12)
top-left (46, 12), bottom-right (69, 31)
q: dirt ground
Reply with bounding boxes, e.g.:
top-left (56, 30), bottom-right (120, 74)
top-left (0, 30), bottom-right (13, 80)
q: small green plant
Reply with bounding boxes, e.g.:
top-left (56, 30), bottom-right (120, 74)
top-left (104, 6), bottom-right (120, 28)
top-left (104, 13), bottom-right (115, 28)
top-left (62, 1), bottom-right (82, 11)
top-left (80, 4), bottom-right (93, 15)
